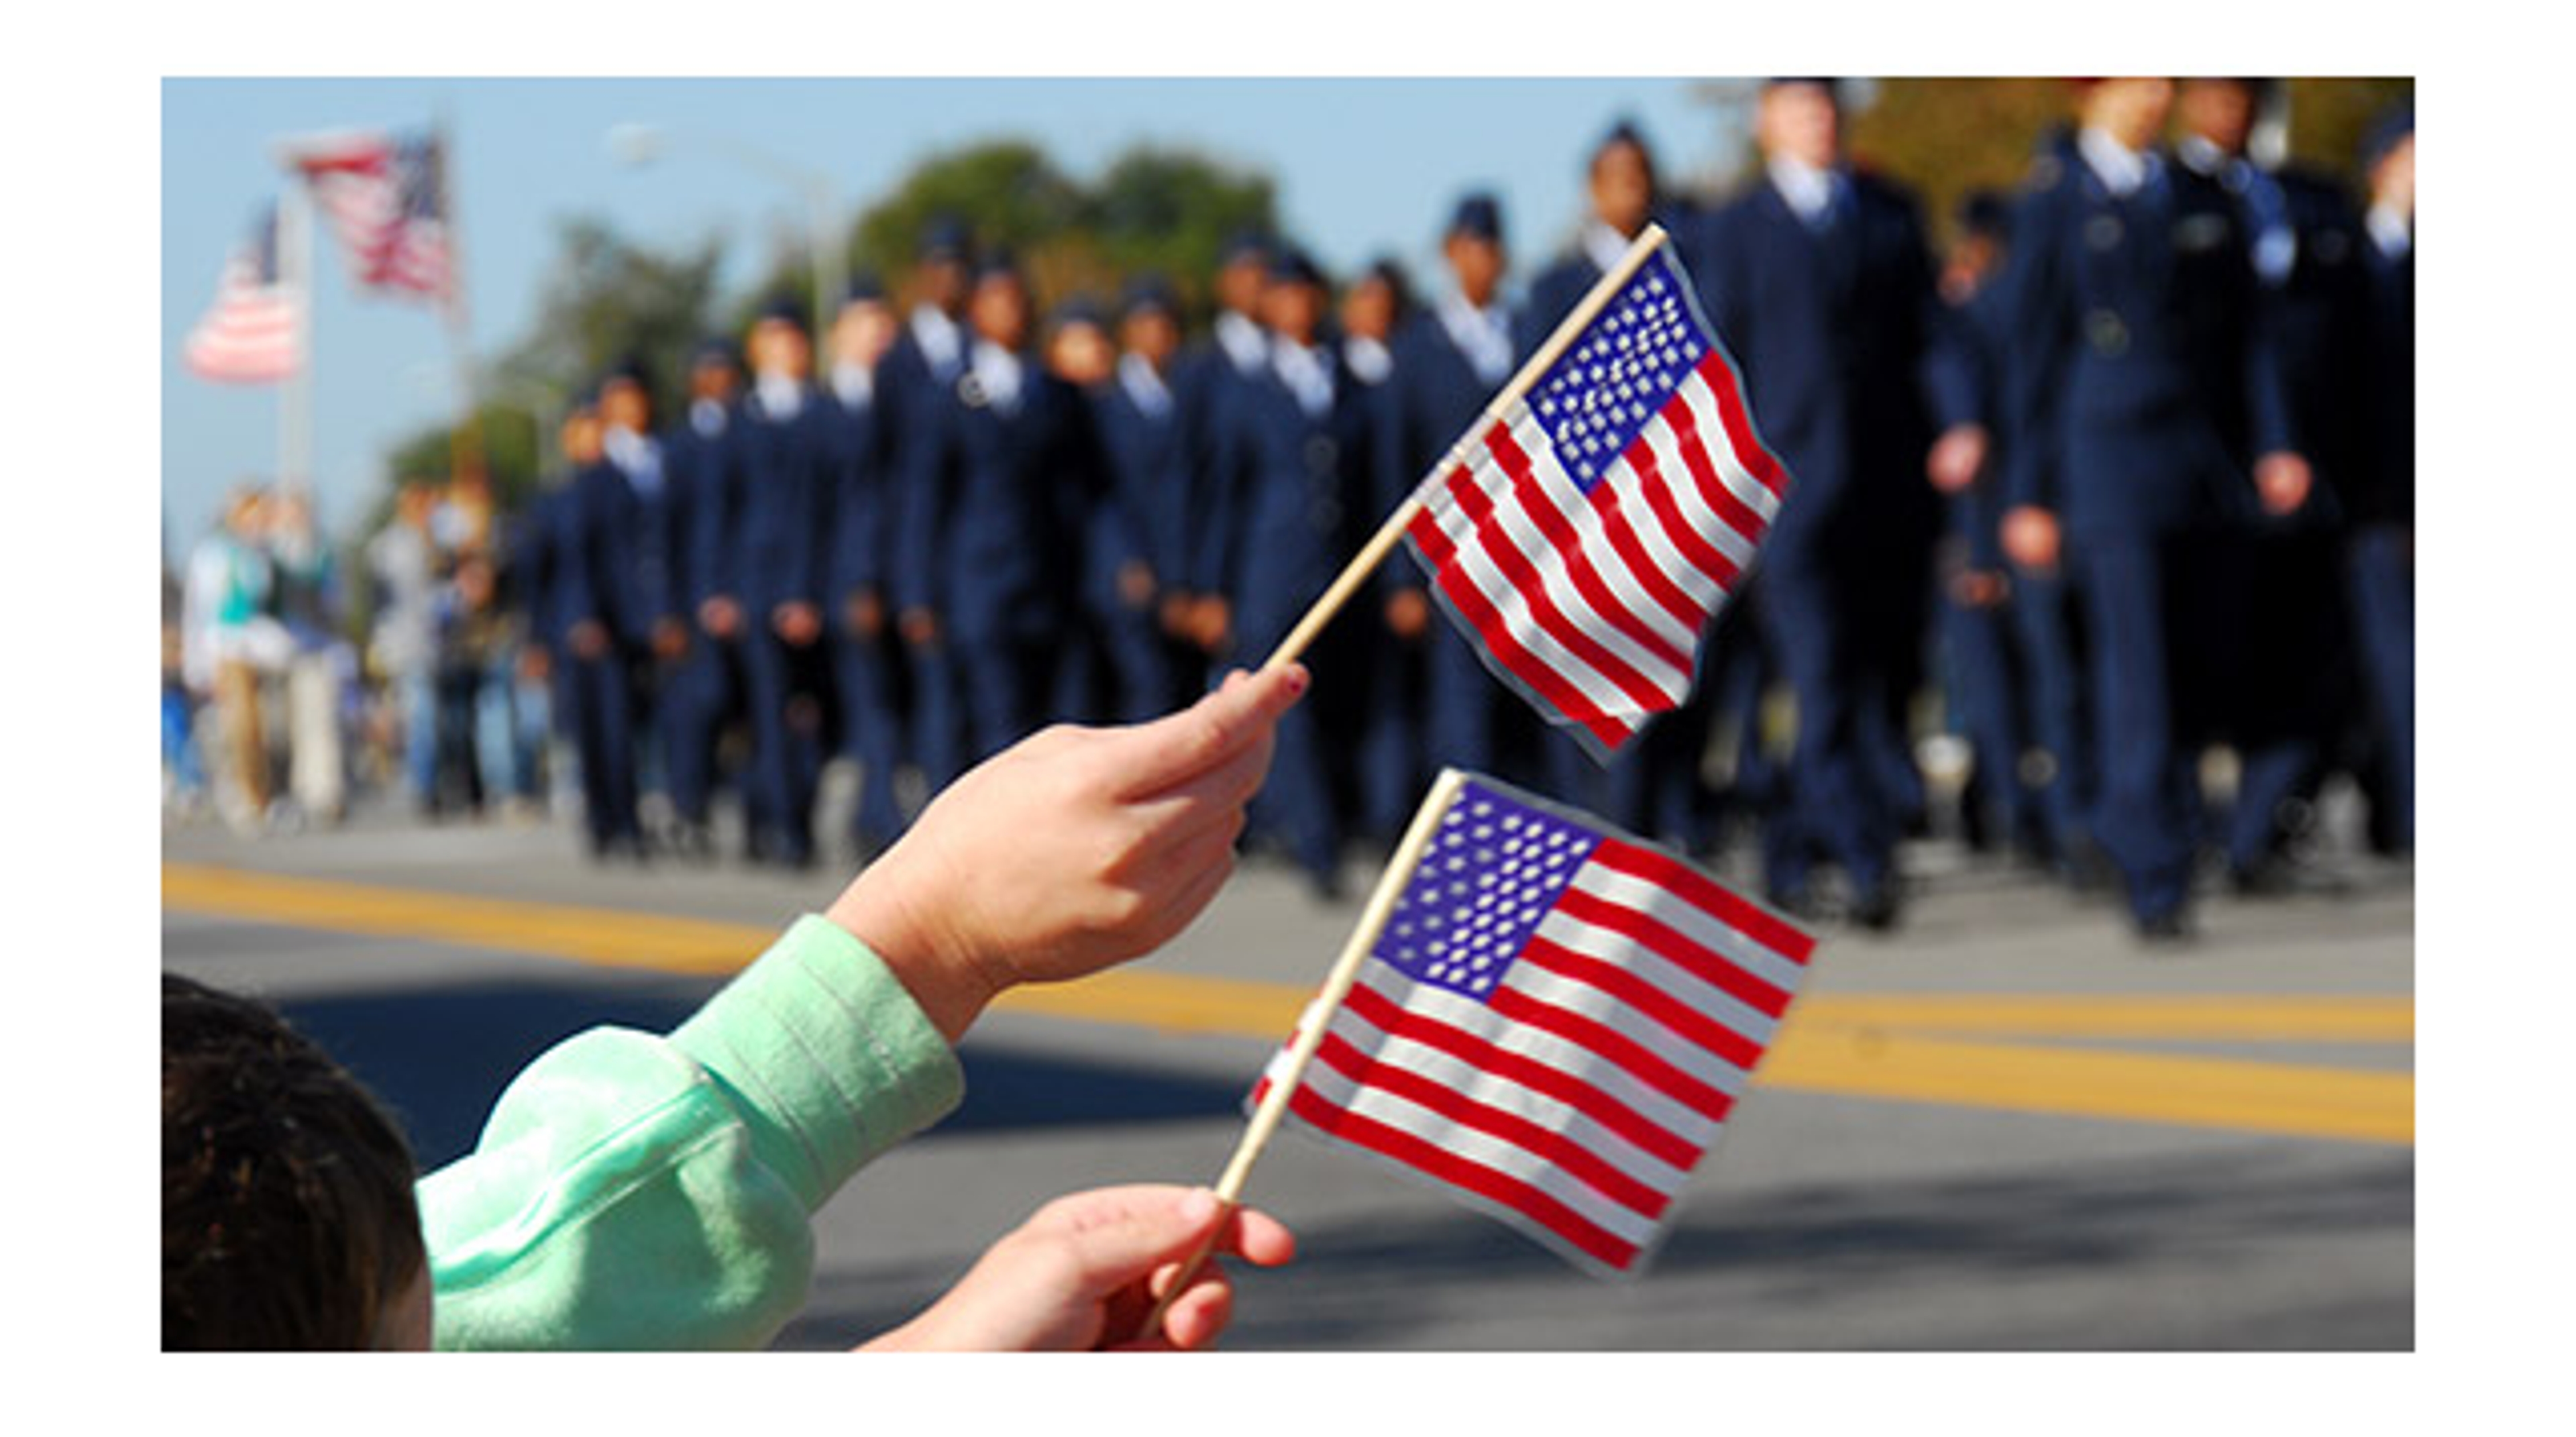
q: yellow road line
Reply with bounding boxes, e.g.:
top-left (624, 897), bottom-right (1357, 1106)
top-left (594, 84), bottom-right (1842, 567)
top-left (163, 861), bottom-right (2414, 1147)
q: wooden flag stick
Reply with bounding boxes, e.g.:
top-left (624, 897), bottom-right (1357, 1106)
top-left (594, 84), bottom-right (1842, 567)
top-left (1258, 223), bottom-right (1673, 674)
top-left (1143, 767), bottom-right (1470, 1339)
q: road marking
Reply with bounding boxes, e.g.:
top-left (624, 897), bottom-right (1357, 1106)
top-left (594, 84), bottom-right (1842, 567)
top-left (163, 862), bottom-right (2414, 1147)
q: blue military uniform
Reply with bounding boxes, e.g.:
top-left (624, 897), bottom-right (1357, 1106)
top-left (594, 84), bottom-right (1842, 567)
top-left (1083, 280), bottom-right (1193, 722)
top-left (1383, 201), bottom-right (1518, 804)
top-left (1689, 111), bottom-right (1954, 923)
top-left (1175, 231), bottom-right (1281, 655)
top-left (560, 360), bottom-right (684, 859)
top-left (822, 277), bottom-right (910, 852)
top-left (2347, 107), bottom-right (2414, 851)
top-left (734, 300), bottom-right (843, 867)
top-left (662, 339), bottom-right (754, 855)
top-left (894, 256), bottom-right (1095, 765)
top-left (1211, 247), bottom-right (1377, 894)
top-left (881, 221), bottom-right (978, 792)
top-left (1994, 121), bottom-right (2299, 934)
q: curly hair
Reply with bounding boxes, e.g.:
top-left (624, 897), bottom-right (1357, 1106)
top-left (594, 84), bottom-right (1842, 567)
top-left (162, 973), bottom-right (425, 1349)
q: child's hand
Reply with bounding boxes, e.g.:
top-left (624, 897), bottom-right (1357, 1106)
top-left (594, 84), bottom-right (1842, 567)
top-left (855, 1186), bottom-right (1296, 1352)
top-left (825, 664), bottom-right (1308, 1041)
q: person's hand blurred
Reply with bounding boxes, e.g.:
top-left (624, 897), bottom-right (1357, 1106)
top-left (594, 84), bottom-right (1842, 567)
top-left (1188, 596), bottom-right (1232, 655)
top-left (1949, 568), bottom-right (2010, 609)
top-left (1158, 591), bottom-right (1197, 639)
top-left (1385, 588), bottom-right (1431, 641)
top-left (1927, 423), bottom-right (1990, 495)
top-left (698, 596), bottom-right (742, 641)
top-left (567, 619), bottom-right (608, 661)
top-left (2255, 451), bottom-right (2314, 517)
top-left (826, 664), bottom-right (1307, 1041)
top-left (1118, 560), bottom-right (1158, 612)
top-left (2001, 504), bottom-right (2061, 574)
top-left (773, 602), bottom-right (822, 648)
top-left (899, 607), bottom-right (943, 650)
top-left (651, 617), bottom-right (690, 661)
top-left (845, 588), bottom-right (886, 641)
top-left (517, 645), bottom-right (552, 683)
top-left (854, 1186), bottom-right (1296, 1352)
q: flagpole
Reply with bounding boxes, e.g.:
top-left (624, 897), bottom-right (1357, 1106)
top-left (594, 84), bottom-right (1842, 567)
top-left (278, 182), bottom-right (314, 500)
top-left (1258, 223), bottom-right (1673, 674)
top-left (1142, 766), bottom-right (1470, 1339)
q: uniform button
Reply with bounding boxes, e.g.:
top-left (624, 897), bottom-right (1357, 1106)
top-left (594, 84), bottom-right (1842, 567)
top-left (2085, 309), bottom-right (2130, 357)
top-left (1305, 435), bottom-right (1338, 472)
top-left (2085, 213), bottom-right (2125, 252)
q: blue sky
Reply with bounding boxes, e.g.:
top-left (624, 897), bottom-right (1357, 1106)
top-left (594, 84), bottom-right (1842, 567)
top-left (162, 77), bottom-right (1760, 555)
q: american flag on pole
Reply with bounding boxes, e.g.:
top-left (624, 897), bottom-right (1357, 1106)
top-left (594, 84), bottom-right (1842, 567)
top-left (282, 127), bottom-right (453, 301)
top-left (182, 203), bottom-right (301, 384)
top-left (1251, 771), bottom-right (1815, 1277)
top-left (1405, 239), bottom-right (1788, 757)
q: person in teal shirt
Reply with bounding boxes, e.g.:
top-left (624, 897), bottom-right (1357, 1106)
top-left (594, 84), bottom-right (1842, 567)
top-left (165, 666), bottom-right (1309, 1351)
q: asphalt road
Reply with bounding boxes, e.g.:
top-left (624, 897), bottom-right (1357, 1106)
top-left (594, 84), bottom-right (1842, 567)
top-left (160, 791), bottom-right (2414, 1352)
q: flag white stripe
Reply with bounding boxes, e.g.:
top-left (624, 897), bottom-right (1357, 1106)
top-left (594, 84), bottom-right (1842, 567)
top-left (1634, 412), bottom-right (1762, 567)
top-left (1440, 466), bottom-right (1643, 722)
top-left (1495, 961), bottom-right (1754, 1100)
top-left (1532, 907), bottom-right (1782, 1051)
top-left (1350, 964), bottom-right (1725, 1152)
top-left (1292, 1057), bottom-right (1667, 1247)
top-left (1310, 1008), bottom-right (1693, 1198)
top-left (1593, 449), bottom-right (1737, 616)
top-left (1676, 367), bottom-right (1783, 527)
top-left (1496, 409), bottom-right (1706, 661)
top-left (1567, 865), bottom-right (1812, 996)
top-left (1454, 439), bottom-right (1690, 703)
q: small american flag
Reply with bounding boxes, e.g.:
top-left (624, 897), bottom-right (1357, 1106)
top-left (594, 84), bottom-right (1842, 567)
top-left (283, 127), bottom-right (453, 301)
top-left (183, 203), bottom-right (300, 384)
top-left (1253, 771), bottom-right (1815, 1277)
top-left (1405, 237), bottom-right (1788, 756)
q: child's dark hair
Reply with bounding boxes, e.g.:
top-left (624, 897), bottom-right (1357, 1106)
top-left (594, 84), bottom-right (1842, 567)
top-left (162, 973), bottom-right (426, 1349)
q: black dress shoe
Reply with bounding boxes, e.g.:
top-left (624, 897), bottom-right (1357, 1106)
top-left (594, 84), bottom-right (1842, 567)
top-left (1849, 883), bottom-right (1903, 932)
top-left (2134, 908), bottom-right (2194, 946)
top-left (1764, 884), bottom-right (1816, 920)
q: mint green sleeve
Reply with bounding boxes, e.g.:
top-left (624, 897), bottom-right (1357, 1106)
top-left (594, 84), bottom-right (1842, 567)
top-left (417, 915), bottom-right (965, 1350)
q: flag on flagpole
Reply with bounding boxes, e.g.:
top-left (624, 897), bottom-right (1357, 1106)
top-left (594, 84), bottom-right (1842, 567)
top-left (280, 127), bottom-right (453, 301)
top-left (182, 203), bottom-right (301, 384)
top-left (1250, 771), bottom-right (1815, 1277)
top-left (1403, 242), bottom-right (1789, 757)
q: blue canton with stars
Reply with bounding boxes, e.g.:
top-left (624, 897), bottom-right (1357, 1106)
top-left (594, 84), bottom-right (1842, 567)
top-left (1525, 248), bottom-right (1713, 494)
top-left (1371, 779), bottom-right (1607, 1001)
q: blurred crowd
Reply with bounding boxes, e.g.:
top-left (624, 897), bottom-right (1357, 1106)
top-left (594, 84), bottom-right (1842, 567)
top-left (164, 77), bottom-right (2414, 943)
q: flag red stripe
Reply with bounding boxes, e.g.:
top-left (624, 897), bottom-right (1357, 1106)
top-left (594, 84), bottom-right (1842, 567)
top-left (1286, 1084), bottom-right (1642, 1271)
top-left (1655, 394), bottom-right (1776, 551)
top-left (1520, 933), bottom-right (1768, 1071)
top-left (1422, 510), bottom-right (1633, 749)
top-left (1313, 1030), bottom-right (1671, 1219)
top-left (1485, 984), bottom-right (1737, 1125)
top-left (1692, 351), bottom-right (1791, 501)
top-left (1573, 465), bottom-right (1711, 640)
top-left (1481, 427), bottom-right (1693, 676)
top-left (1594, 837), bottom-right (1819, 965)
top-left (1341, 980), bottom-right (1700, 1171)
top-left (1448, 439), bottom-right (1674, 716)
top-left (1615, 440), bottom-right (1743, 594)
top-left (1552, 886), bottom-right (1792, 1020)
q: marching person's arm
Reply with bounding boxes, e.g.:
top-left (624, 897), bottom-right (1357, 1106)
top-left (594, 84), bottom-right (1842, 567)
top-left (417, 666), bottom-right (1308, 1351)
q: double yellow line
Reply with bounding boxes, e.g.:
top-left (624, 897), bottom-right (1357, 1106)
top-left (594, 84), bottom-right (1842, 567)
top-left (162, 863), bottom-right (2413, 1147)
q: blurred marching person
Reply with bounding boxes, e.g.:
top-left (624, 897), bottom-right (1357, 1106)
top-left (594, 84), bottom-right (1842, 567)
top-left (2175, 76), bottom-right (2376, 890)
top-left (1171, 230), bottom-right (1279, 670)
top-left (883, 219), bottom-right (980, 795)
top-left (734, 295), bottom-right (841, 870)
top-left (1052, 292), bottom-right (1171, 727)
top-left (1922, 189), bottom-right (2051, 865)
top-left (182, 485), bottom-right (288, 833)
top-left (1091, 276), bottom-right (1204, 720)
top-left (1208, 246), bottom-right (1379, 899)
top-left (1336, 252), bottom-right (1420, 838)
top-left (559, 358), bottom-right (682, 862)
top-left (1995, 77), bottom-right (2312, 943)
top-left (2347, 106), bottom-right (2413, 854)
top-left (1381, 196), bottom-right (1520, 817)
top-left (262, 489), bottom-right (348, 827)
top-left (1690, 78), bottom-right (1966, 929)
top-left (822, 274), bottom-right (912, 858)
top-left (895, 252), bottom-right (1097, 767)
top-left (367, 480), bottom-right (449, 818)
top-left (665, 337), bottom-right (753, 861)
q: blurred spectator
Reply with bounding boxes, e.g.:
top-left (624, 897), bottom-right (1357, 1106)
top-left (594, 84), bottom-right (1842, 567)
top-left (182, 486), bottom-right (293, 833)
top-left (368, 480), bottom-right (447, 816)
top-left (264, 489), bottom-right (349, 826)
